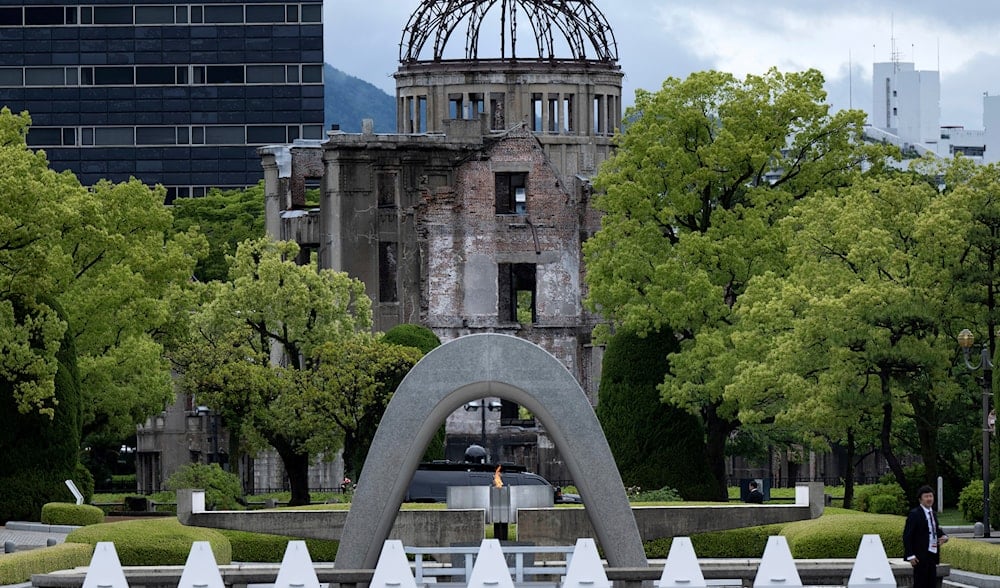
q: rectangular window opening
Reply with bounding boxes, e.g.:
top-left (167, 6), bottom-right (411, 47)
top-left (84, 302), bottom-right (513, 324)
top-left (495, 172), bottom-right (527, 215)
top-left (498, 263), bottom-right (536, 324)
top-left (379, 241), bottom-right (399, 303)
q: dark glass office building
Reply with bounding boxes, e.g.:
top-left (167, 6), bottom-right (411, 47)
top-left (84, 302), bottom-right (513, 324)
top-left (0, 1), bottom-right (324, 202)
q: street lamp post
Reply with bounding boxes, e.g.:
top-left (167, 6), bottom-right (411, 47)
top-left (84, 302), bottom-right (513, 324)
top-left (958, 328), bottom-right (993, 537)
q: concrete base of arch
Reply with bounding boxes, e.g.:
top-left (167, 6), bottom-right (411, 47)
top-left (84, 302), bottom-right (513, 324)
top-left (334, 333), bottom-right (646, 570)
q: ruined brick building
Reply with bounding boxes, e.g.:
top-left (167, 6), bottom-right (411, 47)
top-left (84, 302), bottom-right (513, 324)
top-left (261, 0), bottom-right (623, 483)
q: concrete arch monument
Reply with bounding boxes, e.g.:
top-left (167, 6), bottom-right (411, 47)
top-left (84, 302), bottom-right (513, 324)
top-left (334, 333), bottom-right (646, 570)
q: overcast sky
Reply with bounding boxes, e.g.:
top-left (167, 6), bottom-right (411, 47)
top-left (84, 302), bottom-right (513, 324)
top-left (326, 0), bottom-right (1000, 129)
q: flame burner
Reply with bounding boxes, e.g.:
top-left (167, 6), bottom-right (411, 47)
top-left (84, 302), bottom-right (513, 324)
top-left (447, 484), bottom-right (554, 542)
top-left (489, 485), bottom-right (511, 524)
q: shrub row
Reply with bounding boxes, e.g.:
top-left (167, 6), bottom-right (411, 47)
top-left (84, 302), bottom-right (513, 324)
top-left (0, 543), bottom-right (93, 585)
top-left (219, 530), bottom-right (339, 562)
top-left (65, 519), bottom-right (231, 566)
top-left (941, 538), bottom-right (1000, 576)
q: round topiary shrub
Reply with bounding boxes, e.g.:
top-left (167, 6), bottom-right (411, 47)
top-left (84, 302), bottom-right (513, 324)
top-left (958, 480), bottom-right (984, 523)
top-left (781, 513), bottom-right (904, 558)
top-left (40, 503), bottom-right (105, 526)
top-left (853, 483), bottom-right (906, 515)
top-left (165, 463), bottom-right (243, 510)
top-left (868, 493), bottom-right (904, 515)
top-left (65, 518), bottom-right (231, 565)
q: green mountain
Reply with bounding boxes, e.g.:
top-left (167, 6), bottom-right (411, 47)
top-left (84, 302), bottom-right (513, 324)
top-left (325, 65), bottom-right (396, 133)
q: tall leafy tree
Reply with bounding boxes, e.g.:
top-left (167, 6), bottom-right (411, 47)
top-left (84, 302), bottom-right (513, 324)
top-left (175, 238), bottom-right (372, 505)
top-left (583, 69), bottom-right (875, 498)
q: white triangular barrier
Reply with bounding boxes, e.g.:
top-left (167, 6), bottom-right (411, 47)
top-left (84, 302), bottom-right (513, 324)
top-left (562, 538), bottom-right (611, 588)
top-left (847, 534), bottom-right (896, 588)
top-left (467, 539), bottom-right (515, 588)
top-left (274, 541), bottom-right (320, 588)
top-left (177, 541), bottom-right (225, 588)
top-left (370, 540), bottom-right (418, 588)
top-left (753, 536), bottom-right (802, 588)
top-left (657, 537), bottom-right (707, 588)
top-left (82, 542), bottom-right (129, 588)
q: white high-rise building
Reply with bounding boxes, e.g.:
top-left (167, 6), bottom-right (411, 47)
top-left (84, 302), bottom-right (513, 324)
top-left (872, 61), bottom-right (941, 146)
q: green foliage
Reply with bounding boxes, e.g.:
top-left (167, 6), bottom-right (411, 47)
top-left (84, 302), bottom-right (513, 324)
top-left (165, 463), bottom-right (243, 510)
top-left (852, 484), bottom-right (907, 515)
top-left (941, 538), bottom-right (1000, 576)
top-left (631, 486), bottom-right (683, 503)
top-left (40, 503), bottom-right (105, 525)
top-left (0, 297), bottom-right (81, 523)
top-left (65, 518), bottom-right (231, 565)
top-left (381, 324), bottom-right (441, 354)
top-left (780, 513), bottom-right (904, 558)
top-left (219, 530), bottom-right (339, 562)
top-left (170, 183), bottom-right (265, 282)
top-left (957, 479), bottom-right (1000, 529)
top-left (73, 462), bottom-right (95, 503)
top-left (597, 329), bottom-right (716, 500)
top-left (644, 523), bottom-right (788, 558)
top-left (0, 542), bottom-right (93, 585)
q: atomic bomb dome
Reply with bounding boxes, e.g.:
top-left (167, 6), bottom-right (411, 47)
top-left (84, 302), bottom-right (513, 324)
top-left (394, 0), bottom-right (623, 142)
top-left (399, 0), bottom-right (618, 62)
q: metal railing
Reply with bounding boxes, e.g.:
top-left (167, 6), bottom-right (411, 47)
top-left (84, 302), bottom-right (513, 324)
top-left (407, 544), bottom-right (576, 585)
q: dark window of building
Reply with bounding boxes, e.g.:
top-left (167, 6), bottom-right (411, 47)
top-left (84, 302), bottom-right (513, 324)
top-left (206, 66), bottom-right (244, 84)
top-left (177, 126), bottom-right (190, 144)
top-left (81, 67), bottom-right (93, 85)
top-left (563, 95), bottom-right (574, 132)
top-left (81, 6), bottom-right (92, 24)
top-left (25, 68), bottom-right (65, 86)
top-left (93, 6), bottom-right (133, 25)
top-left (547, 94), bottom-right (558, 132)
top-left (62, 128), bottom-right (76, 146)
top-left (286, 126), bottom-right (299, 142)
top-left (65, 68), bottom-right (78, 85)
top-left (176, 66), bottom-right (189, 84)
top-left (192, 127), bottom-right (205, 144)
top-left (26, 128), bottom-right (62, 147)
top-left (64, 7), bottom-right (77, 24)
top-left (0, 7), bottom-right (22, 26)
top-left (303, 125), bottom-right (323, 139)
top-left (246, 4), bottom-right (285, 23)
top-left (495, 172), bottom-right (527, 214)
top-left (246, 125), bottom-right (285, 144)
top-left (246, 65), bottom-right (285, 83)
top-left (136, 66), bottom-right (175, 85)
top-left (377, 171), bottom-right (397, 208)
top-left (470, 93), bottom-right (485, 119)
top-left (95, 127), bottom-right (135, 146)
top-left (499, 399), bottom-right (535, 426)
top-left (286, 66), bottom-right (299, 83)
top-left (302, 64), bottom-right (322, 83)
top-left (301, 4), bottom-right (321, 22)
top-left (0, 69), bottom-right (23, 86)
top-left (287, 5), bottom-right (300, 22)
top-left (94, 67), bottom-right (134, 85)
top-left (135, 6), bottom-right (175, 24)
top-left (25, 7), bottom-right (64, 25)
top-left (498, 263), bottom-right (536, 323)
top-left (81, 127), bottom-right (94, 145)
top-left (175, 5), bottom-right (188, 24)
top-left (205, 126), bottom-right (245, 144)
top-left (379, 242), bottom-right (398, 303)
top-left (204, 5), bottom-right (243, 23)
top-left (190, 5), bottom-right (202, 23)
top-left (136, 127), bottom-right (177, 145)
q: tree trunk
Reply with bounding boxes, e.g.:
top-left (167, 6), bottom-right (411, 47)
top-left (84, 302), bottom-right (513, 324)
top-left (912, 393), bottom-right (939, 487)
top-left (843, 428), bottom-right (855, 510)
top-left (879, 371), bottom-right (908, 494)
top-left (704, 404), bottom-right (735, 501)
top-left (272, 438), bottom-right (311, 506)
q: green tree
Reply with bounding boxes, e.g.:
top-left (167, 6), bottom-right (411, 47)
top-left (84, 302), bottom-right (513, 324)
top-left (380, 324), bottom-right (445, 461)
top-left (176, 238), bottom-right (372, 505)
top-left (583, 69), bottom-right (875, 499)
top-left (171, 184), bottom-right (266, 283)
top-left (596, 329), bottom-right (716, 499)
top-left (308, 336), bottom-right (422, 478)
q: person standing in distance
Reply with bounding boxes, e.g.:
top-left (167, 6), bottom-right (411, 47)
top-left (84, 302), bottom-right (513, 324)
top-left (903, 485), bottom-right (948, 588)
top-left (745, 480), bottom-right (764, 504)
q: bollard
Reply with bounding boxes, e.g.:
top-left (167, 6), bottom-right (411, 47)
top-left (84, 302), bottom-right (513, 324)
top-left (48, 538), bottom-right (57, 547)
top-left (4, 541), bottom-right (15, 554)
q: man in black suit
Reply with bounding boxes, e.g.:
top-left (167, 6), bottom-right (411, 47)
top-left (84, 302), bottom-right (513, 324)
top-left (746, 480), bottom-right (764, 504)
top-left (903, 485), bottom-right (948, 588)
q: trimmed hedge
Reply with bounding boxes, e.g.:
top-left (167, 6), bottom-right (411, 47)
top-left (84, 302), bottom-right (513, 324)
top-left (65, 518), bottom-right (231, 565)
top-left (0, 542), bottom-right (93, 585)
top-left (644, 524), bottom-right (787, 558)
top-left (941, 538), bottom-right (1000, 576)
top-left (780, 514), bottom-right (904, 558)
top-left (219, 530), bottom-right (339, 562)
top-left (41, 503), bottom-right (105, 526)
top-left (852, 484), bottom-right (907, 515)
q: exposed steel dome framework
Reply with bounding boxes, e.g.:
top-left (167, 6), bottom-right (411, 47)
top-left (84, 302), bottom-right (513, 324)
top-left (399, 0), bottom-right (618, 63)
